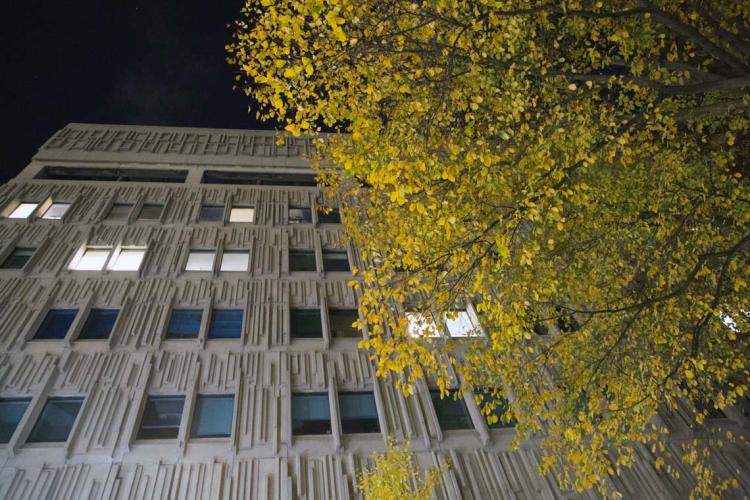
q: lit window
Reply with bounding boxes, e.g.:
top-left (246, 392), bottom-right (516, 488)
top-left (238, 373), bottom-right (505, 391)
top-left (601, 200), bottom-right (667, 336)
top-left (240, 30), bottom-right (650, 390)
top-left (137, 204), bottom-right (163, 221)
top-left (42, 202), bottom-right (71, 220)
top-left (322, 250), bottom-right (350, 272)
top-left (33, 309), bottom-right (78, 340)
top-left (0, 398), bottom-right (31, 443)
top-left (108, 248), bottom-right (146, 271)
top-left (71, 247), bottom-right (111, 271)
top-left (220, 250), bottom-right (249, 272)
top-left (208, 309), bottom-right (242, 339)
top-left (292, 393), bottom-right (331, 435)
top-left (138, 395), bottom-right (185, 440)
top-left (317, 208), bottom-right (341, 224)
top-left (78, 309), bottom-right (118, 340)
top-left (27, 397), bottom-right (84, 443)
top-left (329, 309), bottom-right (360, 338)
top-left (1, 247), bottom-right (35, 269)
top-left (339, 392), bottom-right (380, 433)
top-left (229, 206), bottom-right (255, 223)
top-left (8, 202), bottom-right (38, 219)
top-left (106, 203), bottom-right (133, 221)
top-left (289, 249), bottom-right (316, 272)
top-left (406, 312), bottom-right (439, 337)
top-left (166, 309), bottom-right (203, 339)
top-left (289, 206), bottom-right (312, 224)
top-left (200, 205), bottom-right (224, 222)
top-left (191, 395), bottom-right (234, 438)
top-left (430, 390), bottom-right (473, 430)
top-left (290, 309), bottom-right (323, 338)
top-left (185, 250), bottom-right (216, 271)
top-left (445, 310), bottom-right (479, 337)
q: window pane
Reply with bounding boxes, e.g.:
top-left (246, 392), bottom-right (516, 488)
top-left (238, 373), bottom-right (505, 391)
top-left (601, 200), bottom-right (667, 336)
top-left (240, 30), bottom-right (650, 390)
top-left (0, 398), bottom-right (31, 443)
top-left (1, 247), bottom-right (35, 269)
top-left (229, 207), bottom-right (255, 223)
top-left (317, 209), bottom-right (341, 224)
top-left (166, 309), bottom-right (203, 339)
top-left (200, 205), bottom-right (224, 222)
top-left (202, 170), bottom-right (316, 186)
top-left (220, 251), bottom-right (249, 272)
top-left (186, 250), bottom-right (215, 271)
top-left (73, 248), bottom-right (111, 271)
top-left (292, 393), bottom-right (331, 435)
top-left (137, 204), bottom-right (163, 221)
top-left (480, 395), bottom-right (515, 429)
top-left (322, 251), bottom-right (350, 272)
top-left (289, 207), bottom-right (312, 224)
top-left (191, 395), bottom-right (234, 438)
top-left (445, 310), bottom-right (479, 337)
top-left (37, 166), bottom-right (187, 183)
top-left (138, 395), bottom-right (185, 440)
top-left (430, 390), bottom-right (473, 430)
top-left (406, 312), bottom-right (439, 337)
top-left (208, 309), bottom-right (242, 339)
top-left (290, 309), bottom-right (323, 338)
top-left (339, 392), bottom-right (380, 434)
top-left (109, 248), bottom-right (146, 271)
top-left (42, 203), bottom-right (71, 220)
top-left (329, 310), bottom-right (360, 338)
top-left (78, 309), bottom-right (118, 340)
top-left (8, 203), bottom-right (38, 219)
top-left (34, 309), bottom-right (77, 340)
top-left (289, 250), bottom-right (316, 272)
top-left (106, 203), bottom-right (132, 221)
top-left (27, 397), bottom-right (84, 443)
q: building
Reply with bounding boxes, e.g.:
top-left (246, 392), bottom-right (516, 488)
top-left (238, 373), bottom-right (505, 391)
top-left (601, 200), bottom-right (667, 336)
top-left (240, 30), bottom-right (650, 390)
top-left (0, 123), bottom-right (747, 499)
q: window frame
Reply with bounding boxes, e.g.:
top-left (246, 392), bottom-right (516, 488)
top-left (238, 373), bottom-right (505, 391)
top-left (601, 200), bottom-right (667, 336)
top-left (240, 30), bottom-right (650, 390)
top-left (190, 394), bottom-right (235, 438)
top-left (0, 397), bottom-right (32, 444)
top-left (228, 206), bottom-right (255, 223)
top-left (322, 250), bottom-right (351, 273)
top-left (136, 203), bottom-right (164, 222)
top-left (220, 249), bottom-right (250, 272)
top-left (207, 309), bottom-right (243, 340)
top-left (137, 394), bottom-right (186, 441)
top-left (69, 246), bottom-right (113, 271)
top-left (105, 203), bottom-right (134, 221)
top-left (165, 308), bottom-right (204, 340)
top-left (26, 396), bottom-right (85, 444)
top-left (199, 204), bottom-right (225, 223)
top-left (288, 206), bottom-right (313, 224)
top-left (290, 308), bottom-right (324, 339)
top-left (41, 202), bottom-right (71, 220)
top-left (32, 308), bottom-right (79, 341)
top-left (338, 391), bottom-right (381, 434)
top-left (7, 202), bottom-right (39, 220)
top-left (77, 308), bottom-right (119, 341)
top-left (289, 249), bottom-right (317, 273)
top-left (185, 249), bottom-right (217, 272)
top-left (430, 389), bottom-right (474, 431)
top-left (107, 246), bottom-right (147, 272)
top-left (1, 247), bottom-right (36, 270)
top-left (291, 392), bottom-right (332, 436)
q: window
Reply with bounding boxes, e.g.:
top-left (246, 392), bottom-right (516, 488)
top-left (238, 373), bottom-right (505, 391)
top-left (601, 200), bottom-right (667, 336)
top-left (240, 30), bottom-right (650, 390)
top-left (108, 248), bottom-right (146, 271)
top-left (317, 208), bottom-right (341, 224)
top-left (289, 249), bottom-right (316, 272)
top-left (329, 309), bottom-right (360, 338)
top-left (202, 170), bottom-right (317, 186)
top-left (33, 309), bottom-right (77, 340)
top-left (208, 309), bottom-right (242, 339)
top-left (292, 393), bottom-right (331, 435)
top-left (185, 250), bottom-right (216, 271)
top-left (339, 392), bottom-right (380, 434)
top-left (27, 397), bottom-right (84, 443)
top-left (289, 206), bottom-right (312, 224)
top-left (137, 204), bottom-right (163, 221)
top-left (78, 309), bottom-right (118, 340)
top-left (406, 312), bottom-right (439, 337)
top-left (220, 250), bottom-right (249, 272)
top-left (166, 309), bottom-right (203, 339)
top-left (200, 205), bottom-right (224, 222)
top-left (0, 398), bottom-right (31, 443)
top-left (322, 250), bottom-right (350, 272)
top-left (138, 395), bottom-right (185, 440)
top-left (106, 203), bottom-right (133, 221)
top-left (1, 247), bottom-right (35, 269)
top-left (229, 206), bottom-right (255, 223)
top-left (430, 390), bottom-right (473, 430)
top-left (290, 309), bottom-right (323, 338)
top-left (8, 202), bottom-right (38, 219)
top-left (445, 310), bottom-right (479, 337)
top-left (190, 395), bottom-right (234, 438)
top-left (71, 247), bottom-right (112, 271)
top-left (36, 166), bottom-right (187, 183)
top-left (42, 202), bottom-right (71, 220)
top-left (479, 395), bottom-right (515, 429)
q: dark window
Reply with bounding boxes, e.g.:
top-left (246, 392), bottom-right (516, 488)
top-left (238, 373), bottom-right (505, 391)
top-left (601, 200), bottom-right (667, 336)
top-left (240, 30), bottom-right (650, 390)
top-left (290, 309), bottom-right (323, 338)
top-left (78, 309), bottom-right (118, 340)
top-left (36, 166), bottom-right (187, 183)
top-left (106, 203), bottom-right (133, 221)
top-left (33, 309), bottom-right (77, 340)
top-left (0, 398), bottom-right (31, 443)
top-left (190, 395), bottom-right (234, 438)
top-left (477, 393), bottom-right (515, 429)
top-left (329, 309), bottom-right (360, 338)
top-left (27, 397), bottom-right (84, 443)
top-left (137, 204), bottom-right (163, 221)
top-left (208, 309), bottom-right (242, 339)
top-left (317, 209), bottom-right (341, 224)
top-left (289, 206), bottom-right (312, 224)
top-left (1, 247), bottom-right (35, 269)
top-left (339, 392), bottom-right (380, 433)
top-left (138, 395), bottom-right (185, 440)
top-left (289, 250), bottom-right (317, 272)
top-left (430, 390), bottom-right (474, 430)
top-left (292, 393), bottom-right (331, 435)
top-left (202, 170), bottom-right (317, 186)
top-left (200, 205), bottom-right (224, 222)
top-left (323, 251), bottom-right (350, 272)
top-left (166, 309), bottom-right (203, 339)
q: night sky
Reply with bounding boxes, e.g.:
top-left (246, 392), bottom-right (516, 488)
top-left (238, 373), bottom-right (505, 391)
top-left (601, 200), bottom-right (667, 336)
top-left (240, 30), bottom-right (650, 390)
top-left (1, 0), bottom-right (272, 183)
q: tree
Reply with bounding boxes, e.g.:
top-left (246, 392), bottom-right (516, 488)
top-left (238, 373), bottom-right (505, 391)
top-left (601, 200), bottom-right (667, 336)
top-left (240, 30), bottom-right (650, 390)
top-left (228, 1), bottom-right (750, 497)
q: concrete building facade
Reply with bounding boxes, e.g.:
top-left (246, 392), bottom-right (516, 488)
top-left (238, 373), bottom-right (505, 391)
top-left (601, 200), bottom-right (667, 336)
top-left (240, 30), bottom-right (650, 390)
top-left (0, 123), bottom-right (747, 499)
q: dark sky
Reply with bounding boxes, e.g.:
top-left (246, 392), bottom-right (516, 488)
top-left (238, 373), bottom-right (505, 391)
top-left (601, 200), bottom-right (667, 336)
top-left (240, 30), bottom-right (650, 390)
top-left (0, 0), bottom-right (272, 183)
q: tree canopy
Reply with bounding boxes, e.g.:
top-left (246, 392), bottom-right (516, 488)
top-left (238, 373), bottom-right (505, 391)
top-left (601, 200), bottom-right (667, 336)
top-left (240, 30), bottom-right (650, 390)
top-left (229, 1), bottom-right (750, 496)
